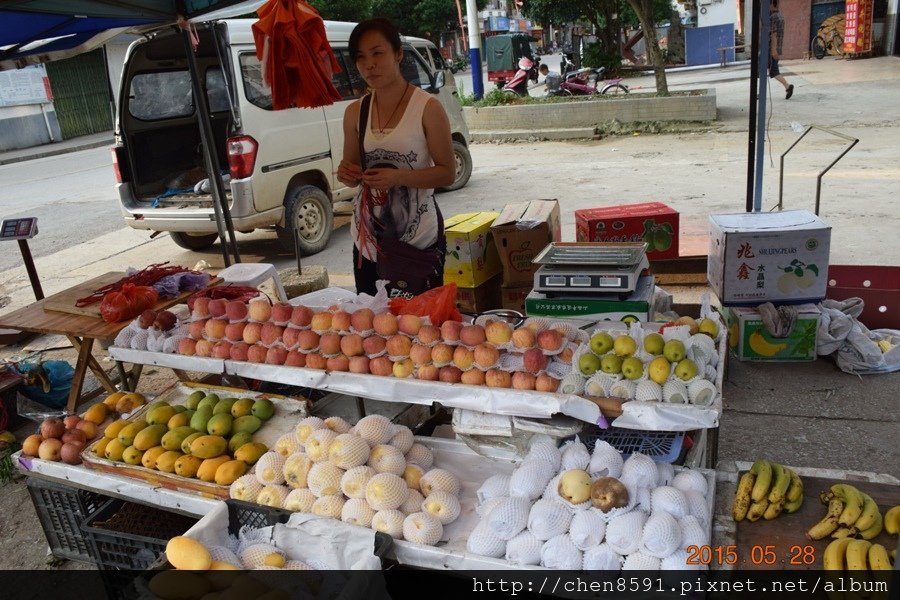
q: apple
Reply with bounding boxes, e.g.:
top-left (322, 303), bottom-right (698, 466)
top-left (578, 352), bottom-right (601, 376)
top-left (416, 364), bottom-right (440, 381)
top-left (372, 312), bottom-right (398, 336)
top-left (291, 305), bottom-right (314, 327)
top-left (369, 356), bottom-right (394, 376)
top-left (212, 341), bottom-right (232, 358)
top-left (306, 352), bottom-right (328, 370)
top-left (38, 438), bottom-right (62, 461)
top-left (265, 346), bottom-right (289, 365)
top-left (40, 418), bottom-right (66, 440)
top-left (523, 348), bottom-right (548, 374)
top-left (648, 356), bottom-right (671, 385)
top-left (600, 354), bottom-right (623, 374)
top-left (260, 323), bottom-right (285, 346)
top-left (484, 320), bottom-right (513, 346)
top-left (22, 434), bottom-right (43, 457)
top-left (473, 344), bottom-right (500, 369)
top-left (178, 338), bottom-right (197, 356)
top-left (431, 343), bottom-right (454, 365)
top-left (590, 331), bottom-right (614, 355)
top-left (643, 332), bottom-right (665, 355)
top-left (319, 332), bottom-right (342, 355)
top-left (326, 355), bottom-right (350, 372)
top-left (621, 357), bottom-right (644, 380)
top-left (363, 335), bottom-right (387, 356)
top-left (557, 345), bottom-right (575, 364)
top-left (674, 358), bottom-right (699, 381)
top-left (348, 355), bottom-right (370, 373)
top-left (537, 329), bottom-right (564, 352)
top-left (340, 334), bottom-right (365, 357)
top-left (384, 335), bottom-right (411, 357)
top-left (62, 428), bottom-right (87, 447)
top-left (243, 322), bottom-right (263, 344)
top-left (350, 308), bottom-right (375, 332)
top-left (332, 311), bottom-right (352, 333)
top-left (282, 326), bottom-right (302, 348)
top-left (192, 297), bottom-right (211, 319)
top-left (225, 300), bottom-right (248, 322)
top-left (247, 344), bottom-right (268, 363)
top-left (452, 346), bottom-right (475, 370)
top-left (417, 325), bottom-right (441, 345)
top-left (392, 358), bottom-right (414, 378)
top-left (272, 302), bottom-right (293, 323)
top-left (188, 319), bottom-right (207, 340)
top-left (460, 325), bottom-right (486, 346)
top-left (485, 369), bottom-right (512, 388)
top-left (613, 335), bottom-right (637, 357)
top-left (225, 321), bottom-right (246, 342)
top-left (438, 366), bottom-right (463, 383)
top-left (60, 442), bottom-right (83, 465)
top-left (535, 374), bottom-right (560, 392)
top-left (460, 369), bottom-right (485, 385)
top-left (440, 320), bottom-right (462, 342)
top-left (663, 339), bottom-right (686, 363)
top-left (409, 344), bottom-right (433, 366)
top-left (194, 339), bottom-right (214, 357)
top-left (63, 415), bottom-right (81, 429)
top-left (248, 299), bottom-right (273, 322)
top-left (75, 420), bottom-right (98, 440)
top-left (398, 315), bottom-right (422, 336)
top-left (511, 328), bottom-right (536, 350)
top-left (204, 318), bottom-right (227, 340)
top-left (297, 330), bottom-right (321, 351)
top-left (138, 309), bottom-right (156, 329)
top-left (511, 371), bottom-right (536, 390)
top-left (230, 342), bottom-right (250, 361)
top-left (208, 298), bottom-right (227, 318)
top-left (311, 311), bottom-right (333, 332)
top-left (285, 350), bottom-right (306, 367)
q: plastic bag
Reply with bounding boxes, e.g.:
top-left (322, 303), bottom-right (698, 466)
top-left (13, 360), bottom-right (74, 410)
top-left (99, 283), bottom-right (159, 323)
top-left (389, 283), bottom-right (462, 326)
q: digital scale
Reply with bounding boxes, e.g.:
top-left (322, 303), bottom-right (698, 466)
top-left (532, 242), bottom-right (649, 297)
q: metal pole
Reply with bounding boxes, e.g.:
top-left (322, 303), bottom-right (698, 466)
top-left (455, 0), bottom-right (468, 52)
top-left (466, 0), bottom-right (484, 99)
top-left (753, 0), bottom-right (771, 212)
top-left (745, 0), bottom-right (761, 212)
top-left (18, 240), bottom-right (44, 301)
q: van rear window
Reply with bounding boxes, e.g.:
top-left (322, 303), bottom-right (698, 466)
top-left (239, 53), bottom-right (272, 109)
top-left (129, 71), bottom-right (193, 120)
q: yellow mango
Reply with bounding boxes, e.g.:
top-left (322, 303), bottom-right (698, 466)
top-left (233, 442), bottom-right (268, 465)
top-left (103, 419), bottom-right (130, 440)
top-left (121, 445), bottom-right (144, 465)
top-left (155, 450), bottom-right (183, 473)
top-left (214, 460), bottom-right (248, 485)
top-left (141, 446), bottom-right (166, 469)
top-left (93, 437), bottom-right (111, 456)
top-left (197, 456), bottom-right (231, 482)
top-left (82, 403), bottom-right (109, 425)
top-left (145, 405), bottom-right (177, 426)
top-left (103, 391), bottom-right (127, 410)
top-left (166, 411), bottom-right (191, 429)
top-left (190, 435), bottom-right (228, 459)
top-left (230, 398), bottom-right (254, 418)
top-left (161, 426), bottom-right (197, 452)
top-left (117, 421), bottom-right (149, 447)
top-left (174, 454), bottom-right (204, 478)
top-left (133, 424), bottom-right (167, 451)
top-left (181, 432), bottom-right (204, 454)
top-left (104, 438), bottom-right (127, 462)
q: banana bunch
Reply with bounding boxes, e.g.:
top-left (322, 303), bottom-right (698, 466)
top-left (885, 505), bottom-right (900, 535)
top-left (807, 483), bottom-right (886, 540)
top-left (732, 460), bottom-right (803, 522)
top-left (823, 538), bottom-right (894, 570)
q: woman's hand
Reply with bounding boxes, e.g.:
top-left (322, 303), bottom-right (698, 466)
top-left (362, 168), bottom-right (403, 191)
top-left (337, 159), bottom-right (364, 187)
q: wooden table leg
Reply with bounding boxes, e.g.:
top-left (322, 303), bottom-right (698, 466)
top-left (172, 369), bottom-right (192, 381)
top-left (66, 335), bottom-right (118, 394)
top-left (115, 361), bottom-right (133, 392)
top-left (66, 337), bottom-right (94, 414)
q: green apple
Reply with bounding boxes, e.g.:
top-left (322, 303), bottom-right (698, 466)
top-left (590, 331), bottom-right (614, 355)
top-left (600, 354), bottom-right (623, 374)
top-left (663, 339), bottom-right (686, 363)
top-left (643, 333), bottom-right (665, 355)
top-left (621, 357), bottom-right (643, 380)
top-left (648, 356), bottom-right (671, 385)
top-left (698, 318), bottom-right (720, 338)
top-left (578, 352), bottom-right (602, 376)
top-left (613, 335), bottom-right (637, 357)
top-left (674, 358), bottom-right (699, 381)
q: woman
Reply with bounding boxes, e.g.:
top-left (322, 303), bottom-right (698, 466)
top-left (336, 18), bottom-right (455, 297)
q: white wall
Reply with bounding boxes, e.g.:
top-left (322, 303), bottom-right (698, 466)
top-left (697, 0), bottom-right (738, 28)
top-left (104, 34), bottom-right (141, 111)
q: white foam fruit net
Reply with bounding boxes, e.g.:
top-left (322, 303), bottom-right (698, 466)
top-left (283, 452), bottom-right (313, 489)
top-left (402, 512), bottom-right (443, 545)
top-left (605, 510), bottom-right (648, 555)
top-left (634, 380), bottom-right (663, 402)
top-left (569, 509), bottom-right (606, 550)
top-left (588, 440), bottom-right (624, 479)
top-left (621, 453), bottom-right (658, 489)
top-left (365, 473), bottom-right (409, 510)
top-left (306, 461), bottom-right (344, 497)
top-left (527, 498), bottom-right (572, 541)
top-left (650, 486), bottom-right (690, 519)
top-left (504, 530), bottom-right (542, 566)
top-left (283, 488), bottom-right (317, 513)
top-left (341, 497), bottom-right (376, 527)
top-left (540, 534), bottom-right (583, 570)
top-left (368, 444), bottom-right (407, 475)
top-left (467, 519), bottom-right (507, 558)
top-left (672, 470), bottom-right (708, 496)
top-left (311, 495), bottom-right (345, 519)
top-left (229, 474), bottom-right (263, 501)
top-left (560, 439), bottom-right (591, 471)
top-left (476, 496), bottom-right (507, 518)
top-left (324, 416), bottom-right (352, 434)
top-left (684, 490), bottom-right (710, 524)
top-left (640, 510), bottom-right (683, 558)
top-left (255, 451), bottom-right (288, 486)
top-left (294, 416), bottom-right (326, 443)
top-left (372, 509), bottom-right (405, 539)
top-left (389, 427), bottom-right (415, 454)
top-left (422, 490), bottom-right (461, 525)
top-left (623, 551), bottom-right (661, 570)
top-left (256, 484), bottom-right (289, 508)
top-left (679, 515), bottom-right (708, 550)
top-left (328, 433), bottom-right (370, 469)
top-left (401, 489), bottom-right (425, 515)
top-left (477, 474), bottom-right (511, 504)
top-left (583, 543), bottom-right (624, 570)
top-left (525, 443), bottom-right (562, 472)
top-left (404, 443), bottom-right (434, 469)
top-left (341, 465), bottom-right (376, 499)
top-left (486, 496), bottom-right (531, 540)
top-left (240, 543), bottom-right (284, 569)
top-left (353, 414), bottom-right (395, 446)
top-left (510, 460), bottom-right (555, 501)
top-left (305, 428), bottom-right (339, 462)
top-left (420, 468), bottom-right (461, 496)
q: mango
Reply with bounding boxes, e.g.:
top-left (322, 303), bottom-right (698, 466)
top-left (122, 445), bottom-right (144, 465)
top-left (184, 390), bottom-right (205, 410)
top-left (207, 413), bottom-right (233, 437)
top-left (166, 536), bottom-right (212, 570)
top-left (133, 424), bottom-right (167, 451)
top-left (82, 403), bottom-right (109, 425)
top-left (232, 415), bottom-right (262, 435)
top-left (161, 426), bottom-right (197, 451)
top-left (167, 411), bottom-right (192, 429)
top-left (215, 460), bottom-right (248, 485)
top-left (117, 421), bottom-right (149, 447)
top-left (197, 456), bottom-right (231, 482)
top-left (146, 405), bottom-right (177, 426)
top-left (213, 398), bottom-right (237, 415)
top-left (174, 454), bottom-right (204, 478)
top-left (155, 450), bottom-right (183, 473)
top-left (142, 446), bottom-right (167, 469)
top-left (93, 437), bottom-right (111, 456)
top-left (230, 398), bottom-right (254, 418)
top-left (104, 419), bottom-right (130, 440)
top-left (103, 391), bottom-right (127, 410)
top-left (171, 405), bottom-right (187, 413)
top-left (251, 399), bottom-right (275, 421)
top-left (228, 431), bottom-right (254, 454)
top-left (233, 442), bottom-right (267, 465)
top-left (191, 435), bottom-right (228, 459)
top-left (190, 406), bottom-right (213, 432)
top-left (143, 400), bottom-right (169, 414)
top-left (181, 432), bottom-right (204, 454)
top-left (104, 438), bottom-right (127, 461)
top-left (148, 570), bottom-right (210, 600)
top-left (197, 394), bottom-right (220, 412)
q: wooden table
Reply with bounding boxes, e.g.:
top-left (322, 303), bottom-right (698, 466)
top-left (0, 272), bottom-right (215, 413)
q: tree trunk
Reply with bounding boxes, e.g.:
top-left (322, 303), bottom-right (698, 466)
top-left (626, 0), bottom-right (668, 95)
top-left (667, 9), bottom-right (685, 64)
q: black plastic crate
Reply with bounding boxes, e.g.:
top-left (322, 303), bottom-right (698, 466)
top-left (82, 499), bottom-right (198, 570)
top-left (26, 477), bottom-right (105, 563)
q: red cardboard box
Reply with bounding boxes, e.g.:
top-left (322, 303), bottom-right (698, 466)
top-left (575, 202), bottom-right (679, 260)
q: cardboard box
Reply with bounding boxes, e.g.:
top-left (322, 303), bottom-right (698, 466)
top-left (455, 275), bottom-right (501, 314)
top-left (443, 212), bottom-right (501, 288)
top-left (575, 202), bottom-right (679, 260)
top-left (723, 304), bottom-right (821, 361)
top-left (500, 284), bottom-right (532, 313)
top-left (525, 276), bottom-right (654, 323)
top-left (491, 200), bottom-right (561, 286)
top-left (708, 210), bottom-right (832, 305)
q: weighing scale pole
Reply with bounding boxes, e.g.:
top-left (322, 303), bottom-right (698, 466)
top-left (1, 217), bottom-right (43, 301)
top-left (18, 240), bottom-right (43, 301)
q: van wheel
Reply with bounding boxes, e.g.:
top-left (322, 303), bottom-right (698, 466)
top-left (277, 185), bottom-right (333, 255)
top-left (437, 140), bottom-right (473, 192)
top-left (169, 231), bottom-right (219, 250)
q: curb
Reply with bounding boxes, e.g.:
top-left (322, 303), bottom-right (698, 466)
top-left (0, 138), bottom-right (113, 166)
top-left (472, 127), bottom-right (597, 142)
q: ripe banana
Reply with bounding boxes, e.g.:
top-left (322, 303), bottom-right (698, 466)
top-left (748, 330), bottom-right (787, 357)
top-left (784, 496), bottom-right (804, 514)
top-left (831, 484), bottom-right (864, 527)
top-left (732, 471), bottom-right (756, 522)
top-left (852, 493), bottom-right (880, 531)
top-left (768, 463), bottom-right (791, 505)
top-left (867, 544), bottom-right (891, 570)
top-left (858, 511), bottom-right (883, 540)
top-left (845, 539), bottom-right (871, 571)
top-left (830, 526), bottom-right (858, 539)
top-left (884, 505), bottom-right (900, 535)
top-left (763, 500), bottom-right (784, 520)
top-left (808, 497), bottom-right (845, 540)
top-left (822, 537), bottom-right (855, 570)
top-left (750, 460), bottom-right (773, 502)
top-left (785, 468), bottom-right (803, 503)
top-left (746, 499), bottom-right (769, 522)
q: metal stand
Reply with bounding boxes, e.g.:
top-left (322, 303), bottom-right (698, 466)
top-left (18, 239), bottom-right (44, 301)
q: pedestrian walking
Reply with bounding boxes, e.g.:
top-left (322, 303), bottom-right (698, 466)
top-left (769, 0), bottom-right (794, 99)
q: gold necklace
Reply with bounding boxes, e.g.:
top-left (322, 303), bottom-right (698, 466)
top-left (374, 83), bottom-right (410, 134)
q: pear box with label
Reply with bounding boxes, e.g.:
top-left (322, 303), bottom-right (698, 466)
top-left (525, 276), bottom-right (655, 323)
top-left (708, 210), bottom-right (831, 305)
top-left (443, 212), bottom-right (501, 288)
top-left (723, 304), bottom-right (821, 362)
top-left (491, 200), bottom-right (561, 286)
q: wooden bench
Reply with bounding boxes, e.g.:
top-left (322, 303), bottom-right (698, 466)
top-left (718, 45), bottom-right (746, 67)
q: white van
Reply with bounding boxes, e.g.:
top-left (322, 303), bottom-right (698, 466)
top-left (112, 20), bottom-right (473, 254)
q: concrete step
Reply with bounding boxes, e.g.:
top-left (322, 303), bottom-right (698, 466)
top-left (472, 127), bottom-right (596, 142)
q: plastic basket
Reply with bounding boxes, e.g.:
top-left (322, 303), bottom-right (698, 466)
top-left (579, 426), bottom-right (685, 463)
top-left (26, 477), bottom-right (105, 563)
top-left (0, 442), bottom-right (21, 484)
top-left (82, 498), bottom-right (198, 570)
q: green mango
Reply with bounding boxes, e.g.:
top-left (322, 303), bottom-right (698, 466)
top-left (206, 413), bottom-right (233, 437)
top-left (184, 390), bottom-right (205, 410)
top-left (228, 431), bottom-right (254, 454)
top-left (232, 415), bottom-right (262, 435)
top-left (251, 399), bottom-right (275, 421)
top-left (213, 397), bottom-right (237, 415)
top-left (196, 394), bottom-right (219, 413)
top-left (189, 406), bottom-right (213, 433)
top-left (181, 432), bottom-right (204, 454)
top-left (161, 426), bottom-right (197, 452)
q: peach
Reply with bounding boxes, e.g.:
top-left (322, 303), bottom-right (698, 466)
top-left (178, 338), bottom-right (197, 356)
top-left (212, 341), bottom-right (233, 359)
top-left (306, 353), bottom-right (327, 370)
top-left (485, 369), bottom-right (512, 388)
top-left (348, 355), bottom-right (370, 374)
top-left (331, 311), bottom-right (352, 333)
top-left (438, 366), bottom-right (463, 383)
top-left (272, 302), bottom-right (293, 323)
top-left (319, 332), bottom-right (342, 355)
top-left (431, 343), bottom-right (454, 365)
top-left (350, 308), bottom-right (375, 332)
top-left (311, 311), bottom-right (333, 331)
top-left (208, 298), bottom-right (227, 318)
top-left (225, 300), bottom-right (248, 322)
top-left (260, 323), bottom-right (285, 346)
top-left (192, 297), bottom-right (211, 319)
top-left (392, 358), bottom-right (414, 378)
top-left (40, 418), bottom-right (65, 440)
top-left (372, 312), bottom-right (398, 336)
top-left (523, 348), bottom-right (548, 374)
top-left (249, 299), bottom-right (272, 322)
top-left (61, 442), bottom-right (83, 465)
top-left (473, 344), bottom-right (500, 369)
top-left (386, 335), bottom-right (412, 357)
top-left (416, 364), bottom-right (440, 381)
top-left (452, 346), bottom-right (475, 370)
top-left (230, 342), bottom-right (250, 361)
top-left (398, 314), bottom-right (422, 336)
top-left (558, 345), bottom-right (575, 365)
top-left (460, 369), bottom-right (486, 386)
top-left (265, 346), bottom-right (288, 365)
top-left (75, 420), bottom-right (98, 440)
top-left (247, 344), bottom-right (268, 363)
top-left (363, 335), bottom-right (387, 356)
top-left (511, 327), bottom-right (536, 349)
top-left (326, 354), bottom-right (350, 371)
top-left (511, 371), bottom-right (536, 390)
top-left (63, 415), bottom-right (81, 430)
top-left (297, 329), bottom-right (320, 351)
top-left (285, 350), bottom-right (306, 367)
top-left (188, 319), bottom-right (207, 340)
top-left (535, 374), bottom-right (560, 393)
top-left (242, 322), bottom-right (263, 344)
top-left (22, 434), bottom-right (43, 457)
top-left (460, 324), bottom-right (486, 347)
top-left (38, 438), bottom-right (62, 461)
top-left (224, 321), bottom-right (246, 342)
top-left (205, 318), bottom-right (227, 340)
top-left (195, 339), bottom-right (214, 357)
top-left (291, 305), bottom-right (313, 327)
top-left (369, 356), bottom-right (394, 376)
top-left (537, 329), bottom-right (564, 352)
top-left (440, 320), bottom-right (463, 343)
top-left (282, 326), bottom-right (302, 348)
top-left (409, 344), bottom-right (433, 366)
top-left (417, 325), bottom-right (441, 345)
top-left (485, 320), bottom-right (513, 346)
top-left (340, 334), bottom-right (365, 357)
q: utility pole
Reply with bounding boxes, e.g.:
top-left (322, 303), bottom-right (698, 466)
top-left (466, 0), bottom-right (484, 99)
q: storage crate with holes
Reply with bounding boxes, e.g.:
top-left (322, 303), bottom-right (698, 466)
top-left (26, 477), bottom-right (105, 563)
top-left (827, 265), bottom-right (900, 330)
top-left (579, 426), bottom-right (686, 463)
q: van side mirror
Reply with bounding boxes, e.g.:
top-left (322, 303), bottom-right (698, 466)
top-left (433, 70), bottom-right (445, 91)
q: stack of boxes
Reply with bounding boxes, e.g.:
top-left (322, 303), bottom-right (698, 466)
top-left (443, 212), bottom-right (502, 313)
top-left (707, 210), bottom-right (832, 362)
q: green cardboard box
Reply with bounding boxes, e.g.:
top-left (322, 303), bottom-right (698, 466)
top-left (722, 304), bottom-right (820, 361)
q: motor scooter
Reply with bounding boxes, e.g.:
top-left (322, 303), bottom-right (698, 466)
top-left (502, 56), bottom-right (540, 96)
top-left (556, 55), bottom-right (629, 96)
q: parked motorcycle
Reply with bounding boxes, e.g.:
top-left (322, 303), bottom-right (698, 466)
top-left (555, 55), bottom-right (629, 96)
top-left (502, 56), bottom-right (541, 96)
top-left (449, 55), bottom-right (469, 74)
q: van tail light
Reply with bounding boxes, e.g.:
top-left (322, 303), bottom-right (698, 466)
top-left (227, 135), bottom-right (258, 179)
top-left (111, 146), bottom-right (128, 183)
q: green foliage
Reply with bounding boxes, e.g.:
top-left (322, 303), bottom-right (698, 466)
top-left (618, 0), bottom-right (672, 28)
top-left (521, 0), bottom-right (582, 25)
top-left (309, 0), bottom-right (369, 22)
top-left (582, 42), bottom-right (621, 73)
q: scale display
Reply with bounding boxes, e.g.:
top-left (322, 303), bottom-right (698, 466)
top-left (1, 217), bottom-right (38, 241)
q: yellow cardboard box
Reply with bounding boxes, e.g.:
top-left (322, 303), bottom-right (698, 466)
top-left (443, 212), bottom-right (501, 288)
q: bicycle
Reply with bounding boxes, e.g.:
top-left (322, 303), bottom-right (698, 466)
top-left (811, 18), bottom-right (844, 59)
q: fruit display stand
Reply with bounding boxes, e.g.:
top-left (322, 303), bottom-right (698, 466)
top-left (714, 461), bottom-right (900, 570)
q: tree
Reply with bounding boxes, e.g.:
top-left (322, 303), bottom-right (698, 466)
top-left (625, 0), bottom-right (668, 94)
top-left (309, 0), bottom-right (370, 23)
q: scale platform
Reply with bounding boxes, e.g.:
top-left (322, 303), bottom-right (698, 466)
top-left (533, 242), bottom-right (649, 296)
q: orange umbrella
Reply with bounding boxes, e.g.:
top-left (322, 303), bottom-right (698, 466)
top-left (252, 0), bottom-right (342, 109)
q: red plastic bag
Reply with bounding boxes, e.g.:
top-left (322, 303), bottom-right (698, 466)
top-left (99, 283), bottom-right (159, 323)
top-left (389, 283), bottom-right (462, 326)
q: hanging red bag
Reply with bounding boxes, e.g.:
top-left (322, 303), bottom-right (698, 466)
top-left (389, 283), bottom-right (462, 326)
top-left (99, 283), bottom-right (159, 323)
